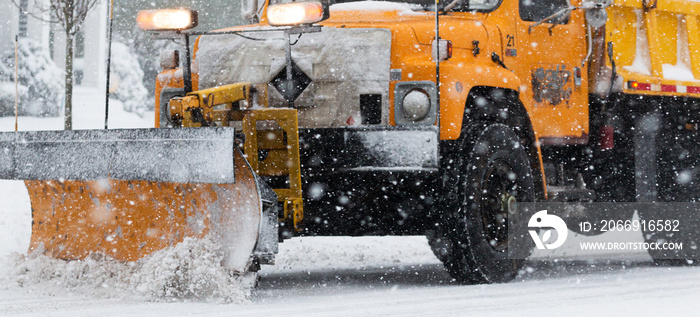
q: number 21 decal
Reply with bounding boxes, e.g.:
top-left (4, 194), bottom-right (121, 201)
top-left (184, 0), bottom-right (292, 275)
top-left (506, 34), bottom-right (515, 47)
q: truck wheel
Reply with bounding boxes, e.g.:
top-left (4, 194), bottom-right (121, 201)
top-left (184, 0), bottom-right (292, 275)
top-left (434, 123), bottom-right (535, 284)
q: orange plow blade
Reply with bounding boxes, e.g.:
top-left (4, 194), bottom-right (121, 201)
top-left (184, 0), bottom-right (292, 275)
top-left (0, 128), bottom-right (278, 272)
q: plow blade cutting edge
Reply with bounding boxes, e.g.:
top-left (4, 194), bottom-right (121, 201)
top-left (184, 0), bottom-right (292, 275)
top-left (0, 127), bottom-right (278, 273)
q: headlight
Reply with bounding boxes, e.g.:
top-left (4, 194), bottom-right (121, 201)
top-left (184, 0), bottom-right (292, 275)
top-left (267, 2), bottom-right (327, 26)
top-left (402, 89), bottom-right (431, 121)
top-left (137, 9), bottom-right (198, 31)
top-left (394, 81), bottom-right (436, 125)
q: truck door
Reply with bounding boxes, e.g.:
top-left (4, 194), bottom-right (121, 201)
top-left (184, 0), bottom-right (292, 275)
top-left (515, 0), bottom-right (589, 145)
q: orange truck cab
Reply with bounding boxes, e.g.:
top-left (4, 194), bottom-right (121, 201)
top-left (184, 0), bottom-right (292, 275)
top-left (152, 0), bottom-right (700, 282)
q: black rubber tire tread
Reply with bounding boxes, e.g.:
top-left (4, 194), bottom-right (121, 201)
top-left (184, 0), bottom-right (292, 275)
top-left (430, 123), bottom-right (535, 284)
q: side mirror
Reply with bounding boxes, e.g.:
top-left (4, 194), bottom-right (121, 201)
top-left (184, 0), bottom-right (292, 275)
top-left (267, 1), bottom-right (330, 27)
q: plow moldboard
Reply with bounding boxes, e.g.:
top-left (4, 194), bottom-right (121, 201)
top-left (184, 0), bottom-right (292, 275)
top-left (26, 150), bottom-right (262, 272)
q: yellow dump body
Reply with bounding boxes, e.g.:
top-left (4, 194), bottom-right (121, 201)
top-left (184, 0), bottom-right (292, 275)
top-left (608, 0), bottom-right (700, 96)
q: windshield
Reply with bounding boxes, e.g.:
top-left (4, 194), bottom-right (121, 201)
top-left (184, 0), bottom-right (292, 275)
top-left (270, 0), bottom-right (501, 12)
top-left (333, 0), bottom-right (436, 10)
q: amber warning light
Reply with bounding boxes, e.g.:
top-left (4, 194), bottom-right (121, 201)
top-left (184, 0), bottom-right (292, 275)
top-left (137, 9), bottom-right (198, 31)
top-left (267, 2), bottom-right (328, 26)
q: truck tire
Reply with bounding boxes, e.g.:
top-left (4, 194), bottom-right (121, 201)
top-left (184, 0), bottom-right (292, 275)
top-left (432, 123), bottom-right (535, 284)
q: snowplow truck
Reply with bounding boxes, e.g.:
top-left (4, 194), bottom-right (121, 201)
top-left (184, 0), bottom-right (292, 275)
top-left (2, 0), bottom-right (700, 283)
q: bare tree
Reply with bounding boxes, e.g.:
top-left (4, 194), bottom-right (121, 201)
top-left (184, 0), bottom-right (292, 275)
top-left (13, 0), bottom-right (100, 130)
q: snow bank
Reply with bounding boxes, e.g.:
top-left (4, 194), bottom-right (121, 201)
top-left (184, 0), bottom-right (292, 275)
top-left (0, 38), bottom-right (62, 117)
top-left (0, 86), bottom-right (155, 131)
top-left (4, 236), bottom-right (256, 303)
top-left (110, 42), bottom-right (150, 116)
top-left (0, 180), bottom-right (30, 259)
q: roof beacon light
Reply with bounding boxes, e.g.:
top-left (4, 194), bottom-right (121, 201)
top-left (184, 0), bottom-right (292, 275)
top-left (137, 9), bottom-right (198, 31)
top-left (267, 2), bottom-right (327, 26)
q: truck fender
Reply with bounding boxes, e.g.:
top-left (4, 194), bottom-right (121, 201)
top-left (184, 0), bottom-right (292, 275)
top-left (443, 83), bottom-right (546, 201)
top-left (438, 64), bottom-right (522, 140)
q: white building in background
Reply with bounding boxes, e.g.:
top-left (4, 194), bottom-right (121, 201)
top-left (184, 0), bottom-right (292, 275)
top-left (0, 0), bottom-right (109, 88)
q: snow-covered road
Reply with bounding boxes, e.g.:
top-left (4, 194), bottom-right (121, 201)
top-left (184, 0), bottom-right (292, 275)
top-left (2, 235), bottom-right (699, 316)
top-left (255, 258), bottom-right (699, 316)
top-left (1, 88), bottom-right (699, 316)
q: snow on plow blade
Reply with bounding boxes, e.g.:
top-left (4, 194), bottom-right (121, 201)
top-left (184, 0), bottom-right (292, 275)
top-left (0, 128), bottom-right (277, 272)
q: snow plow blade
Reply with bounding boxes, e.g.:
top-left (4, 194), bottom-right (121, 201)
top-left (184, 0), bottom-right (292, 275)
top-left (0, 128), bottom-right (278, 272)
